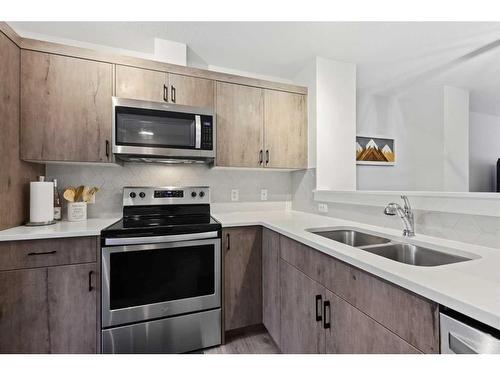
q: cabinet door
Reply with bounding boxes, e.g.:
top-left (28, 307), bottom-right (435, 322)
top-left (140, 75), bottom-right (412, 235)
top-left (116, 65), bottom-right (167, 102)
top-left (280, 260), bottom-right (325, 353)
top-left (324, 290), bottom-right (419, 354)
top-left (21, 50), bottom-right (113, 162)
top-left (216, 82), bottom-right (264, 167)
top-left (223, 227), bottom-right (262, 331)
top-left (262, 228), bottom-right (281, 346)
top-left (48, 263), bottom-right (97, 353)
top-left (169, 73), bottom-right (214, 109)
top-left (0, 268), bottom-right (50, 353)
top-left (264, 90), bottom-right (307, 169)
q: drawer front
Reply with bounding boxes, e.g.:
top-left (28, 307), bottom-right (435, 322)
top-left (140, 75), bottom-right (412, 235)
top-left (279, 235), bottom-right (327, 283)
top-left (279, 234), bottom-right (439, 353)
top-left (325, 290), bottom-right (420, 354)
top-left (0, 237), bottom-right (97, 271)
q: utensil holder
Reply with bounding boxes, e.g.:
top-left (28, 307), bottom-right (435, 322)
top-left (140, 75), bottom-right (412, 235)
top-left (67, 202), bottom-right (87, 222)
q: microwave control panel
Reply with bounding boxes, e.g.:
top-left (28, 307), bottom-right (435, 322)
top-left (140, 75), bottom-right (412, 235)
top-left (201, 115), bottom-right (213, 150)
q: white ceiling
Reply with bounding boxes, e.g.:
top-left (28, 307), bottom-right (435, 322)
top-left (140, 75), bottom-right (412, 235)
top-left (9, 22), bottom-right (500, 113)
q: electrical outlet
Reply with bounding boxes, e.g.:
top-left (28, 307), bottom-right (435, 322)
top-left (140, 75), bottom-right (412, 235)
top-left (231, 189), bottom-right (239, 202)
top-left (260, 189), bottom-right (268, 201)
top-left (318, 203), bottom-right (328, 213)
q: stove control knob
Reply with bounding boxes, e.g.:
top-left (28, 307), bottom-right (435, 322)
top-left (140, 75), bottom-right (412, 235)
top-left (129, 192), bottom-right (136, 199)
top-left (139, 192), bottom-right (146, 199)
top-left (191, 191), bottom-right (197, 198)
top-left (199, 191), bottom-right (205, 198)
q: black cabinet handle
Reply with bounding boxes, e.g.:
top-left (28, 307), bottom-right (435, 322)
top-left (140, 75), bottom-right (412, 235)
top-left (323, 300), bottom-right (331, 329)
top-left (88, 271), bottom-right (94, 292)
top-left (27, 250), bottom-right (57, 256)
top-left (259, 150), bottom-right (263, 165)
top-left (171, 85), bottom-right (176, 103)
top-left (226, 233), bottom-right (230, 250)
top-left (265, 150), bottom-right (269, 165)
top-left (105, 140), bottom-right (110, 158)
top-left (315, 294), bottom-right (322, 322)
top-left (163, 84), bottom-right (168, 102)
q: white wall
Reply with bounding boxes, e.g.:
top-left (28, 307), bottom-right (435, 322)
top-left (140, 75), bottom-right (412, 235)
top-left (315, 58), bottom-right (357, 191)
top-left (294, 59), bottom-right (318, 168)
top-left (443, 86), bottom-right (470, 192)
top-left (469, 111), bottom-right (500, 192)
top-left (357, 85), bottom-right (444, 191)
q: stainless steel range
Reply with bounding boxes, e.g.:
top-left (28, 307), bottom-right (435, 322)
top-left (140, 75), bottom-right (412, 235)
top-left (100, 186), bottom-right (221, 353)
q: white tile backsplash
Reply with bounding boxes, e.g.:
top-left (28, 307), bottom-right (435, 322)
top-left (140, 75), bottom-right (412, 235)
top-left (292, 168), bottom-right (500, 249)
top-left (47, 163), bottom-right (292, 218)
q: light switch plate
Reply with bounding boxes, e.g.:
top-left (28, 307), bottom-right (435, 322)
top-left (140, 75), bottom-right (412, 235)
top-left (260, 189), bottom-right (268, 201)
top-left (318, 203), bottom-right (328, 213)
top-left (231, 189), bottom-right (239, 202)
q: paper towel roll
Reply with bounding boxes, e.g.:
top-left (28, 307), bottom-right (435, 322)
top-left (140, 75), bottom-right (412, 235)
top-left (30, 181), bottom-right (54, 223)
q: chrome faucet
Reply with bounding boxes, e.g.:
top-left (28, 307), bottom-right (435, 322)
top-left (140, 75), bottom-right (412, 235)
top-left (384, 195), bottom-right (415, 237)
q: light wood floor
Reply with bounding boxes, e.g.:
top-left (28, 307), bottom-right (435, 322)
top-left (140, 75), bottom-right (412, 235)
top-left (204, 326), bottom-right (280, 354)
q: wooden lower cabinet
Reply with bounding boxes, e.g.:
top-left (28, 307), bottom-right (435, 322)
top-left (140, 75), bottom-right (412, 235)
top-left (324, 290), bottom-right (419, 354)
top-left (280, 234), bottom-right (439, 353)
top-left (223, 227), bottom-right (262, 331)
top-left (280, 260), bottom-right (325, 354)
top-left (0, 237), bottom-right (98, 353)
top-left (47, 263), bottom-right (97, 354)
top-left (262, 228), bottom-right (281, 346)
top-left (0, 268), bottom-right (50, 353)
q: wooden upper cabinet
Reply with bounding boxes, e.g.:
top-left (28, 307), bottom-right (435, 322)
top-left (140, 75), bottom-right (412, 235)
top-left (21, 51), bottom-right (113, 162)
top-left (264, 90), bottom-right (307, 169)
top-left (216, 82), bottom-right (264, 167)
top-left (115, 65), bottom-right (167, 102)
top-left (168, 73), bottom-right (214, 109)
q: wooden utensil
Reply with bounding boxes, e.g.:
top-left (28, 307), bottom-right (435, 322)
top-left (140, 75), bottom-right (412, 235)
top-left (81, 186), bottom-right (91, 203)
top-left (63, 187), bottom-right (76, 202)
top-left (86, 187), bottom-right (99, 203)
top-left (74, 186), bottom-right (84, 202)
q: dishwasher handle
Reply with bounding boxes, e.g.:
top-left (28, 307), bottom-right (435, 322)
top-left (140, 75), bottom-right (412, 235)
top-left (448, 333), bottom-right (478, 354)
top-left (440, 312), bottom-right (500, 354)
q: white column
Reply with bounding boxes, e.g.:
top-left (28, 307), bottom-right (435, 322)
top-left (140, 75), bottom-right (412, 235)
top-left (293, 57), bottom-right (357, 191)
top-left (443, 86), bottom-right (469, 191)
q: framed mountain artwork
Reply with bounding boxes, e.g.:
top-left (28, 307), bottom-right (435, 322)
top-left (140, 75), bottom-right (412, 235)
top-left (356, 136), bottom-right (395, 166)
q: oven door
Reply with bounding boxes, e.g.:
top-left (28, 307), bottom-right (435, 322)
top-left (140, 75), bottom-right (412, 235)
top-left (112, 97), bottom-right (214, 160)
top-left (101, 236), bottom-right (221, 328)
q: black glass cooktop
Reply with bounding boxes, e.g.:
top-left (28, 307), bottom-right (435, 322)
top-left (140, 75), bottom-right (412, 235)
top-left (101, 204), bottom-right (221, 238)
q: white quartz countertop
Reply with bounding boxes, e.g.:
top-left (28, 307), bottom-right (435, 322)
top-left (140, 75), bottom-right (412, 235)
top-left (2, 208), bottom-right (499, 331)
top-left (212, 209), bottom-right (500, 331)
top-left (0, 218), bottom-right (120, 241)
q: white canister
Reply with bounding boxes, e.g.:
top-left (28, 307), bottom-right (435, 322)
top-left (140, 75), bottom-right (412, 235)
top-left (67, 202), bottom-right (87, 222)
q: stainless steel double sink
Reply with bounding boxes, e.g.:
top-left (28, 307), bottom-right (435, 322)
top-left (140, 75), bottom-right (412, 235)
top-left (308, 228), bottom-right (474, 267)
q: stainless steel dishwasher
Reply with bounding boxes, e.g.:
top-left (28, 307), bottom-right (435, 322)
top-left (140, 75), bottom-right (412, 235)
top-left (440, 311), bottom-right (500, 354)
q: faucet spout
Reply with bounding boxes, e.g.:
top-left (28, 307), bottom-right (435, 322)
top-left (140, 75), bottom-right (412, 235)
top-left (384, 196), bottom-right (415, 237)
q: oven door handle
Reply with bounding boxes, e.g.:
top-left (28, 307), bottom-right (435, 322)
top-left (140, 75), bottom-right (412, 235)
top-left (104, 231), bottom-right (219, 246)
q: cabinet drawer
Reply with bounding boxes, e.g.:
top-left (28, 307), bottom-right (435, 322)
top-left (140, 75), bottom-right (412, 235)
top-left (0, 237), bottom-right (97, 271)
top-left (325, 290), bottom-right (420, 354)
top-left (279, 235), bottom-right (439, 353)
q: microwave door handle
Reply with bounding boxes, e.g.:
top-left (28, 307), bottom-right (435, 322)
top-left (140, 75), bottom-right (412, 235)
top-left (195, 115), bottom-right (202, 149)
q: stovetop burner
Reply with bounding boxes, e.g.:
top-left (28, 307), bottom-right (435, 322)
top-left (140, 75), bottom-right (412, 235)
top-left (101, 186), bottom-right (221, 239)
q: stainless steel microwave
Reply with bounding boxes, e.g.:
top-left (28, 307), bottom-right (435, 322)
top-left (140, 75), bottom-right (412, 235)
top-left (112, 97), bottom-right (215, 163)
